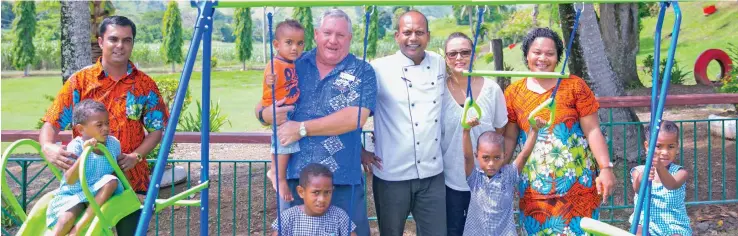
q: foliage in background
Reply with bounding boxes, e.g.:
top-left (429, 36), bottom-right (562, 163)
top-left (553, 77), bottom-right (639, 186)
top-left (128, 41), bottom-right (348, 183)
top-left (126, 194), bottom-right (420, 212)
top-left (234, 7), bottom-right (253, 70)
top-left (161, 1), bottom-right (184, 72)
top-left (641, 54), bottom-right (691, 85)
top-left (292, 7), bottom-right (315, 51)
top-left (11, 1), bottom-right (36, 72)
top-left (178, 100), bottom-right (232, 132)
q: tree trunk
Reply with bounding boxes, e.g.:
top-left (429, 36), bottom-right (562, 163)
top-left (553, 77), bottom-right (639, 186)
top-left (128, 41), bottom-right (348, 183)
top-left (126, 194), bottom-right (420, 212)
top-left (24, 64), bottom-right (29, 77)
top-left (599, 3), bottom-right (641, 88)
top-left (532, 4), bottom-right (539, 27)
top-left (171, 63), bottom-right (175, 73)
top-left (60, 1), bottom-right (91, 84)
top-left (560, 4), bottom-right (643, 162)
top-left (242, 61), bottom-right (246, 71)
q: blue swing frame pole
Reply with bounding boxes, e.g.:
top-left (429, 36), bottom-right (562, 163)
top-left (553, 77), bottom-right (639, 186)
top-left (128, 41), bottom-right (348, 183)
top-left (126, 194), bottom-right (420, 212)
top-left (629, 2), bottom-right (681, 235)
top-left (135, 1), bottom-right (216, 235)
top-left (199, 2), bottom-right (214, 235)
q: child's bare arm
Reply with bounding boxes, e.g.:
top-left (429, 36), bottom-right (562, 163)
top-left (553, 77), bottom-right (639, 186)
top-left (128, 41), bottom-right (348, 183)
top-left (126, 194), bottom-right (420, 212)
top-left (351, 232), bottom-right (358, 236)
top-left (513, 117), bottom-right (545, 173)
top-left (463, 118), bottom-right (481, 177)
top-left (653, 156), bottom-right (688, 190)
top-left (631, 168), bottom-right (643, 193)
top-left (64, 139), bottom-right (96, 184)
top-left (271, 231), bottom-right (278, 236)
top-left (63, 158), bottom-right (81, 185)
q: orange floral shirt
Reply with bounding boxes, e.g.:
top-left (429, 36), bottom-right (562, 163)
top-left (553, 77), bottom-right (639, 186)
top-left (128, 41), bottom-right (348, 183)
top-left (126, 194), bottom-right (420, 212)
top-left (43, 58), bottom-right (170, 192)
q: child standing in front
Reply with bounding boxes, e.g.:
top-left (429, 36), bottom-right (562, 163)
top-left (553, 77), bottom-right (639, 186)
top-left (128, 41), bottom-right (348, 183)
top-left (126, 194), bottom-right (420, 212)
top-left (46, 99), bottom-right (124, 235)
top-left (261, 20), bottom-right (305, 203)
top-left (629, 120), bottom-right (692, 236)
top-left (461, 117), bottom-right (545, 236)
top-left (271, 163), bottom-right (357, 236)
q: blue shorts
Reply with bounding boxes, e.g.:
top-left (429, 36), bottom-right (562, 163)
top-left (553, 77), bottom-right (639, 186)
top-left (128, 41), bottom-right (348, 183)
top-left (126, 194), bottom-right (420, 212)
top-left (269, 110), bottom-right (299, 155)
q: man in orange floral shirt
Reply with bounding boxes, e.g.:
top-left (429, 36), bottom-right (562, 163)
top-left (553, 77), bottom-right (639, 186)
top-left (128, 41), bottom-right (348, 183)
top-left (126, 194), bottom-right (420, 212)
top-left (39, 16), bottom-right (169, 235)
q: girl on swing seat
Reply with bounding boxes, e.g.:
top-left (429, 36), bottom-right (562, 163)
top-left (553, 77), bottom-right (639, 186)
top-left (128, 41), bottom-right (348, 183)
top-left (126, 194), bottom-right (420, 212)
top-left (46, 99), bottom-right (124, 235)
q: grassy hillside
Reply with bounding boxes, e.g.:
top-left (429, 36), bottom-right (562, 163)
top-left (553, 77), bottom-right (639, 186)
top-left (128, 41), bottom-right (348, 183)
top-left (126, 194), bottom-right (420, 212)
top-left (637, 1), bottom-right (738, 86)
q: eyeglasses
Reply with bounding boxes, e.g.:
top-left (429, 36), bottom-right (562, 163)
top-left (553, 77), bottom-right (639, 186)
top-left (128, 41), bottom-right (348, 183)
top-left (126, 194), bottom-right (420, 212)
top-left (445, 50), bottom-right (472, 58)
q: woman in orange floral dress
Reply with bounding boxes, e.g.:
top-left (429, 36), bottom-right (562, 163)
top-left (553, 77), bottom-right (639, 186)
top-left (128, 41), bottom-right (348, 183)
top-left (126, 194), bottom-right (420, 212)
top-left (503, 28), bottom-right (616, 235)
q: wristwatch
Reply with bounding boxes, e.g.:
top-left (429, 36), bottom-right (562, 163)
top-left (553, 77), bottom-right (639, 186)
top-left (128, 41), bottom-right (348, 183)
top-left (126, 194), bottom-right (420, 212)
top-left (600, 161), bottom-right (614, 170)
top-left (133, 152), bottom-right (143, 162)
top-left (299, 122), bottom-right (307, 137)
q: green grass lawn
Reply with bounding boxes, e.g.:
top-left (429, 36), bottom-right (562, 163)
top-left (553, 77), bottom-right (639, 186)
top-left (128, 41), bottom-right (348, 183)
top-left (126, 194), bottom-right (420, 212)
top-left (637, 2), bottom-right (738, 86)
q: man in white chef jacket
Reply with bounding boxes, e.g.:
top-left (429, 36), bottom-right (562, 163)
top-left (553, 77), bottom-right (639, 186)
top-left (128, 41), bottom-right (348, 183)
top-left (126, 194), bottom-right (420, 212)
top-left (364, 10), bottom-right (447, 236)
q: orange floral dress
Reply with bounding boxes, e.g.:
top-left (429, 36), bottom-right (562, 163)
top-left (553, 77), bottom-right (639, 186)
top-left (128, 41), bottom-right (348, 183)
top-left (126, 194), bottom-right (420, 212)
top-left (43, 58), bottom-right (170, 192)
top-left (504, 75), bottom-right (602, 235)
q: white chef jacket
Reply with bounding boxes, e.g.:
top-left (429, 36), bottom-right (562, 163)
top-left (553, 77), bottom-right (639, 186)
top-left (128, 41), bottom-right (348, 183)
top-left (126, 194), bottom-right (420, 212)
top-left (370, 50), bottom-right (446, 181)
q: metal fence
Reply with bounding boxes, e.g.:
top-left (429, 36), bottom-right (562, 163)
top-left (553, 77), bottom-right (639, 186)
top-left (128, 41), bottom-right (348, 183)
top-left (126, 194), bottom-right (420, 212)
top-left (3, 109), bottom-right (738, 235)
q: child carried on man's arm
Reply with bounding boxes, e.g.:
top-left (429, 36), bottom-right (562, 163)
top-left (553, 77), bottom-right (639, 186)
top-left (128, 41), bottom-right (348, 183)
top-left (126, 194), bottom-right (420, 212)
top-left (629, 120), bottom-right (692, 236)
top-left (460, 117), bottom-right (546, 236)
top-left (271, 163), bottom-right (357, 236)
top-left (46, 99), bottom-right (125, 235)
top-left (260, 20), bottom-right (306, 202)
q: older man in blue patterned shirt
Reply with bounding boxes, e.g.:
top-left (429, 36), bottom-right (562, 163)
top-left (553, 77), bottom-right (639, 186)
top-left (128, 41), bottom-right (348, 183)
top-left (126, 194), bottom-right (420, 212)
top-left (256, 9), bottom-right (376, 236)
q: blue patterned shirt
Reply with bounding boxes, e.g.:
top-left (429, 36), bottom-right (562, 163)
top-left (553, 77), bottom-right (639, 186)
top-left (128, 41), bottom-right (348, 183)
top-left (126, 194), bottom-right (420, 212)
top-left (288, 49), bottom-right (378, 185)
top-left (464, 164), bottom-right (519, 236)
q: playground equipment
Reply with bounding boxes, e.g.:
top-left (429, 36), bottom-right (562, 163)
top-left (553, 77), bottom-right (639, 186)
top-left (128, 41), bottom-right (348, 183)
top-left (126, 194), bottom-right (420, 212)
top-left (0, 1), bottom-right (690, 235)
top-left (694, 48), bottom-right (734, 86)
top-left (0, 139), bottom-right (207, 235)
top-left (139, 1), bottom-right (686, 235)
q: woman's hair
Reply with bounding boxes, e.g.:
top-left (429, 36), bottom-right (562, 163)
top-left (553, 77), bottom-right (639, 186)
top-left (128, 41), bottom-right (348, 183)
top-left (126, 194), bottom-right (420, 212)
top-left (521, 27), bottom-right (565, 67)
top-left (443, 32), bottom-right (473, 82)
top-left (72, 99), bottom-right (108, 125)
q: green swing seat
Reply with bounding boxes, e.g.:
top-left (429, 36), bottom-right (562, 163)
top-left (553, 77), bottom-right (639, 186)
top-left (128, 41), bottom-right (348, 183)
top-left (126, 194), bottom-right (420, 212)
top-left (2, 139), bottom-right (142, 236)
top-left (2, 139), bottom-right (210, 236)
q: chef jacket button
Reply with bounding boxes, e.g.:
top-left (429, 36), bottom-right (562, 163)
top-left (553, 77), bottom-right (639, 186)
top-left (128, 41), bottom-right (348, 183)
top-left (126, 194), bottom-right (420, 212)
top-left (404, 68), bottom-right (408, 71)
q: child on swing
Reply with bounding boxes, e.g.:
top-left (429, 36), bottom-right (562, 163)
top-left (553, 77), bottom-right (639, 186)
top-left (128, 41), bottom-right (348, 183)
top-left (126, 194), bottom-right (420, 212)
top-left (260, 19), bottom-right (305, 203)
top-left (629, 120), bottom-right (692, 236)
top-left (461, 116), bottom-right (545, 235)
top-left (46, 99), bottom-right (124, 235)
top-left (271, 163), bottom-right (357, 236)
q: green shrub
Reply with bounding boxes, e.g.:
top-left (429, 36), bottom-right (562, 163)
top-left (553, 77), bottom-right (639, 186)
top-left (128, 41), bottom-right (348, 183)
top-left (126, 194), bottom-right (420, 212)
top-left (177, 99), bottom-right (232, 132)
top-left (641, 54), bottom-right (690, 85)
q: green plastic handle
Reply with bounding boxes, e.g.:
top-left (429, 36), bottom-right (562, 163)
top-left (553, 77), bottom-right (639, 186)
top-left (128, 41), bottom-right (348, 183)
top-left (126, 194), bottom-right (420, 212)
top-left (154, 181), bottom-right (209, 212)
top-left (461, 97), bottom-right (483, 129)
top-left (78, 143), bottom-right (133, 235)
top-left (580, 217), bottom-right (635, 236)
top-left (1, 139), bottom-right (63, 222)
top-left (464, 70), bottom-right (570, 79)
top-left (527, 97), bottom-right (556, 127)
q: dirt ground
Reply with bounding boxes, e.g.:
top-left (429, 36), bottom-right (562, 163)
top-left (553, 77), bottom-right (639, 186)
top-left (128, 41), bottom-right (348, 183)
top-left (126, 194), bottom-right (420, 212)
top-left (3, 87), bottom-right (738, 235)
